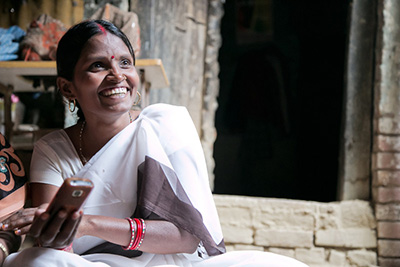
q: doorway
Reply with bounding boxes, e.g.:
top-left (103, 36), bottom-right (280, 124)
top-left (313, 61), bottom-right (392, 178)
top-left (213, 0), bottom-right (349, 202)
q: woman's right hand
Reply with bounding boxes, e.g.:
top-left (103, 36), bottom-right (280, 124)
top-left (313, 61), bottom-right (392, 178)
top-left (1, 206), bottom-right (40, 235)
top-left (29, 205), bottom-right (83, 249)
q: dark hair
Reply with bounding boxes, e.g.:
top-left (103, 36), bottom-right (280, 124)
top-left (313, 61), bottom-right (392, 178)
top-left (56, 19), bottom-right (135, 121)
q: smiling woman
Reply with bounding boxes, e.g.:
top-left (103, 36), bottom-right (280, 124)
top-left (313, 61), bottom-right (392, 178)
top-left (2, 20), bottom-right (308, 266)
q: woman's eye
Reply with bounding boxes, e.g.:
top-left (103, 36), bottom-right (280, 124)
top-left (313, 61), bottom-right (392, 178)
top-left (89, 62), bottom-right (105, 71)
top-left (120, 59), bottom-right (132, 68)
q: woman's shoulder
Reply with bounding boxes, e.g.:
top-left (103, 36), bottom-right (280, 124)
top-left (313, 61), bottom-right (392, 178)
top-left (140, 103), bottom-right (190, 122)
top-left (34, 128), bottom-right (70, 148)
top-left (141, 103), bottom-right (187, 115)
top-left (138, 103), bottom-right (199, 146)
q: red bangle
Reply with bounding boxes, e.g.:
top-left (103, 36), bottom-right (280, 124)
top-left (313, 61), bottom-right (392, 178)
top-left (122, 218), bottom-right (136, 250)
top-left (137, 218), bottom-right (146, 250)
top-left (57, 242), bottom-right (73, 251)
top-left (132, 218), bottom-right (146, 250)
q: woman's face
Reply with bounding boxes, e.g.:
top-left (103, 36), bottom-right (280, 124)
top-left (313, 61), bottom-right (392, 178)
top-left (70, 32), bottom-right (139, 121)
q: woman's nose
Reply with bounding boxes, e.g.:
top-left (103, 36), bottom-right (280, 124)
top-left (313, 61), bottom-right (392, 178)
top-left (106, 69), bottom-right (126, 83)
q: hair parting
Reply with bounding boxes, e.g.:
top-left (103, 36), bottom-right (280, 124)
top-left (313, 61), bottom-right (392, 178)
top-left (96, 23), bottom-right (106, 34)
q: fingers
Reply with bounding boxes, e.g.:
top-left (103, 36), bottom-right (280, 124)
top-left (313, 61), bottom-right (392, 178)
top-left (28, 211), bottom-right (50, 238)
top-left (37, 210), bottom-right (83, 248)
top-left (51, 211), bottom-right (82, 248)
top-left (1, 208), bottom-right (37, 234)
top-left (2, 206), bottom-right (83, 249)
top-left (38, 209), bottom-right (68, 247)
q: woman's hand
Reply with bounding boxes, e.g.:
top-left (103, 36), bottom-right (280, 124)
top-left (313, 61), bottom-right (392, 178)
top-left (0, 207), bottom-right (40, 235)
top-left (29, 206), bottom-right (83, 249)
top-left (1, 205), bottom-right (83, 250)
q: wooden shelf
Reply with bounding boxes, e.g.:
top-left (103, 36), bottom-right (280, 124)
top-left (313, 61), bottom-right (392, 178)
top-left (0, 59), bottom-right (169, 91)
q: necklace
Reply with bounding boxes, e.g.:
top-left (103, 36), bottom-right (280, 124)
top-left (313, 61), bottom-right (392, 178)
top-left (79, 121), bottom-right (87, 164)
top-left (79, 111), bottom-right (133, 164)
top-left (128, 110), bottom-right (133, 123)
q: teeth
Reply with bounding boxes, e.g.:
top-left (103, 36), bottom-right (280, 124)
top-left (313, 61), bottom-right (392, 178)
top-left (102, 87), bottom-right (127, 96)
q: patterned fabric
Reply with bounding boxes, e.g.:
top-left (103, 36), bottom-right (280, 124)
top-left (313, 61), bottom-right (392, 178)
top-left (20, 14), bottom-right (67, 61)
top-left (0, 133), bottom-right (27, 221)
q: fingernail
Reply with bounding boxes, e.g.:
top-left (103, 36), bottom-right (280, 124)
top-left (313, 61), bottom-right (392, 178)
top-left (14, 229), bottom-right (21, 235)
top-left (58, 210), bottom-right (67, 218)
top-left (0, 222), bottom-right (3, 228)
top-left (2, 223), bottom-right (9, 230)
top-left (40, 213), bottom-right (49, 220)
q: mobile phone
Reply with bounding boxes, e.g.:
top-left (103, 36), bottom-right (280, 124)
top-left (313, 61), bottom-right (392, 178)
top-left (33, 177), bottom-right (94, 226)
top-left (46, 177), bottom-right (94, 217)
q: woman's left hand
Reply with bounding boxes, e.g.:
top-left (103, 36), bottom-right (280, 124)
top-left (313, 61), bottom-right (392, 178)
top-left (0, 207), bottom-right (39, 235)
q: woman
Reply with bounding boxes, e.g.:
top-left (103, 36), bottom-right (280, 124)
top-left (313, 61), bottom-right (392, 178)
top-left (2, 20), bottom-right (307, 266)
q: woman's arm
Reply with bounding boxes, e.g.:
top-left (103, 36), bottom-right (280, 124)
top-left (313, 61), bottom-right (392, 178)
top-left (79, 215), bottom-right (199, 254)
top-left (30, 183), bottom-right (199, 254)
top-left (30, 183), bottom-right (59, 207)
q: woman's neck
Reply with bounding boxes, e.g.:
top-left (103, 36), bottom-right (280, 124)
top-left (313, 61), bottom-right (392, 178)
top-left (76, 111), bottom-right (134, 164)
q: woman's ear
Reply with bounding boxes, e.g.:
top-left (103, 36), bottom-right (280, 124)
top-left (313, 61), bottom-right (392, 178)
top-left (57, 77), bottom-right (75, 99)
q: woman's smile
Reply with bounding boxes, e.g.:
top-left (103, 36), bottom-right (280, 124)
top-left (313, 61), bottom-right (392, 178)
top-left (99, 87), bottom-right (129, 97)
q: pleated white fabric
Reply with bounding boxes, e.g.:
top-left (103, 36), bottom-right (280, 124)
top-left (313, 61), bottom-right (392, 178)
top-left (5, 247), bottom-right (309, 267)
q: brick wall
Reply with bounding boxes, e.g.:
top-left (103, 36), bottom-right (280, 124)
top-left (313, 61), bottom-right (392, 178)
top-left (373, 134), bottom-right (400, 266)
top-left (372, 1), bottom-right (400, 266)
top-left (214, 195), bottom-right (377, 267)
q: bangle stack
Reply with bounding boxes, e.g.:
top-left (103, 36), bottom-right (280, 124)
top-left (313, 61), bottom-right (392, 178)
top-left (122, 218), bottom-right (146, 251)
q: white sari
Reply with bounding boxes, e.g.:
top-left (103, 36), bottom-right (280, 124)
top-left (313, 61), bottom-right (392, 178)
top-left (4, 104), bottom-right (308, 267)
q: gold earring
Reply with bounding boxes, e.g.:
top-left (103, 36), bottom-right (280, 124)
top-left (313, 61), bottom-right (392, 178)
top-left (133, 91), bottom-right (141, 106)
top-left (69, 99), bottom-right (76, 113)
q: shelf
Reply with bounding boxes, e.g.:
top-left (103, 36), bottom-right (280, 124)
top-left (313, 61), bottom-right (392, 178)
top-left (0, 59), bottom-right (169, 91)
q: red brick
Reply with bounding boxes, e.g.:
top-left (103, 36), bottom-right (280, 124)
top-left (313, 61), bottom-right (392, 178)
top-left (378, 240), bottom-right (400, 257)
top-left (373, 171), bottom-right (400, 186)
top-left (375, 187), bottom-right (400, 203)
top-left (378, 221), bottom-right (400, 239)
top-left (375, 204), bottom-right (400, 220)
top-left (375, 152), bottom-right (400, 169)
top-left (376, 135), bottom-right (400, 152)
